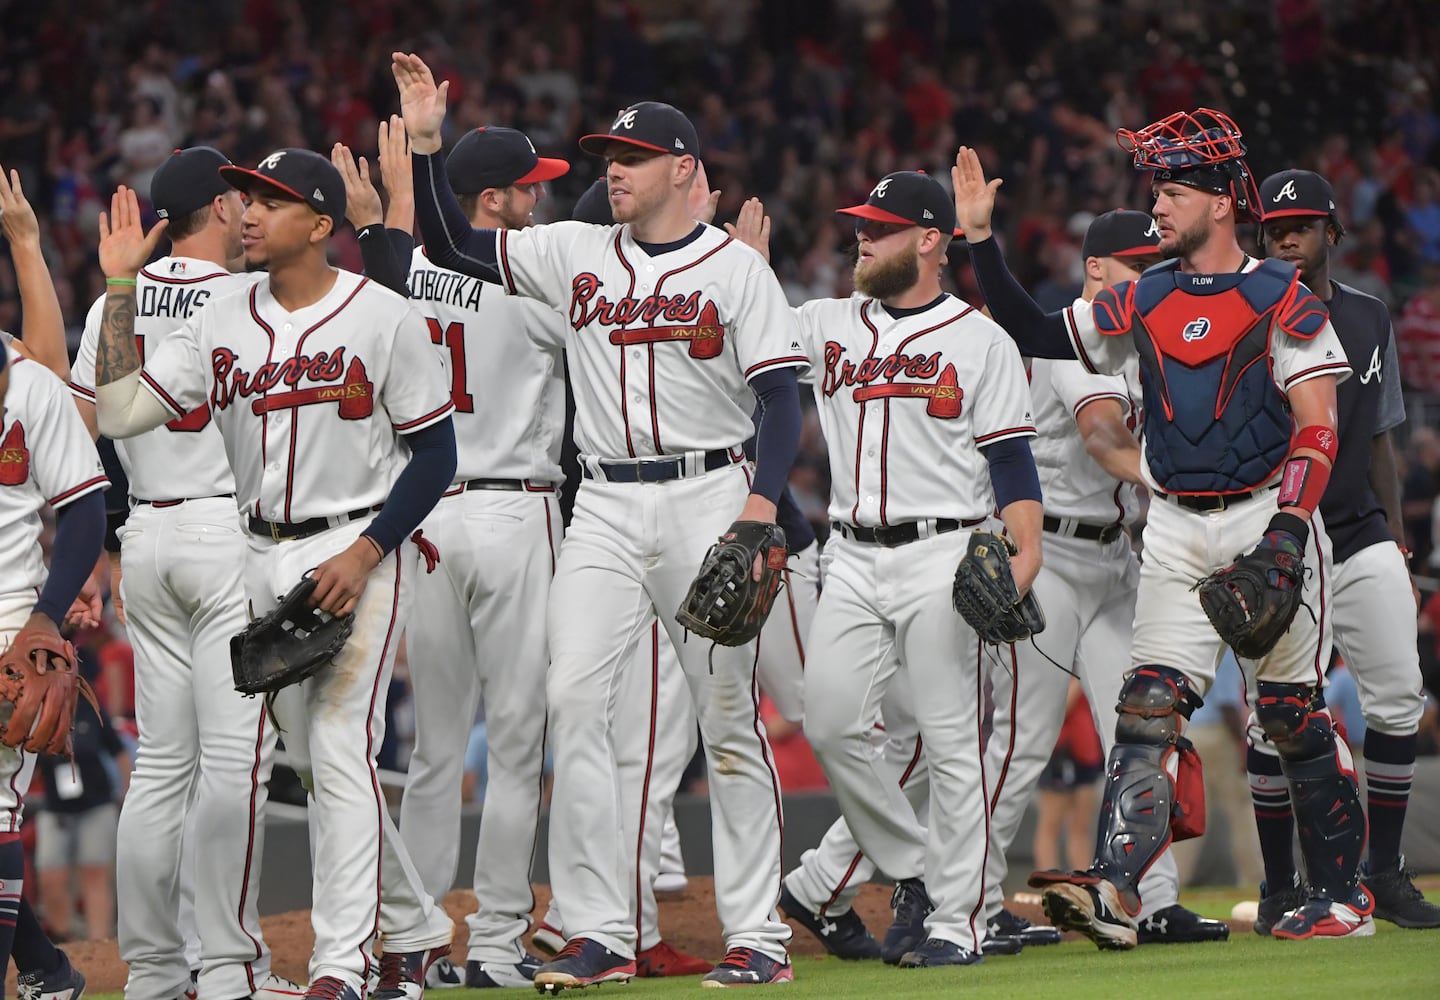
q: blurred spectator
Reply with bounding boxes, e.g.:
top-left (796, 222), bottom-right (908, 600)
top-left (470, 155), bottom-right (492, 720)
top-left (1403, 428), bottom-right (1440, 566)
top-left (1031, 683), bottom-right (1102, 873)
top-left (113, 96), bottom-right (171, 198)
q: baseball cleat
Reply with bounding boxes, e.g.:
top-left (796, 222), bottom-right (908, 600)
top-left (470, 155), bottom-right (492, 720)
top-left (372, 946), bottom-right (448, 1000)
top-left (16, 949), bottom-right (86, 1000)
top-left (1253, 874), bottom-right (1307, 937)
top-left (635, 941), bottom-right (714, 976)
top-left (532, 938), bottom-right (635, 993)
top-left (1136, 904), bottom-right (1230, 944)
top-left (882, 878), bottom-right (934, 965)
top-left (899, 938), bottom-right (984, 968)
top-left (987, 908), bottom-right (1062, 946)
top-left (1041, 880), bottom-right (1138, 950)
top-left (301, 979), bottom-right (359, 1000)
top-left (1363, 856), bottom-right (1440, 928)
top-left (979, 934), bottom-right (1023, 956)
top-left (466, 955), bottom-right (541, 988)
top-left (700, 948), bottom-right (793, 987)
top-left (1271, 889), bottom-right (1376, 940)
top-left (531, 922), bottom-right (566, 958)
top-left (425, 957), bottom-right (463, 989)
top-left (250, 974), bottom-right (307, 999)
top-left (777, 885), bottom-right (881, 960)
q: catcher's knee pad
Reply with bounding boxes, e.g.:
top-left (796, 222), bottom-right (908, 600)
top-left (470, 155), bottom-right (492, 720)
top-left (1254, 682), bottom-right (1330, 758)
top-left (1113, 664), bottom-right (1203, 746)
top-left (1279, 744), bottom-right (1366, 900)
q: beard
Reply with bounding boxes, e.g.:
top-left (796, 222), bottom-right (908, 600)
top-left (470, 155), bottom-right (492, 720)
top-left (854, 245), bottom-right (921, 300)
top-left (1160, 215), bottom-right (1211, 260)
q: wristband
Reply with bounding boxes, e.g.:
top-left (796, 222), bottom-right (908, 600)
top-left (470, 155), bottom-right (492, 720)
top-left (106, 277), bottom-right (138, 286)
top-left (1293, 424), bottom-right (1339, 461)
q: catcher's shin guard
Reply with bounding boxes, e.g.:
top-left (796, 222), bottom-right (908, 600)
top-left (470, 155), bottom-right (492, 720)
top-left (1091, 665), bottom-right (1204, 914)
top-left (1256, 683), bottom-right (1366, 900)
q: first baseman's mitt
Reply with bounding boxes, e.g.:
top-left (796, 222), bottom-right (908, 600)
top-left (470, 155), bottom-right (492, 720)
top-left (0, 627), bottom-right (97, 756)
top-left (952, 530), bottom-right (1045, 644)
top-left (1194, 531), bottom-right (1305, 659)
top-left (676, 521), bottom-right (788, 646)
top-left (231, 576), bottom-right (355, 696)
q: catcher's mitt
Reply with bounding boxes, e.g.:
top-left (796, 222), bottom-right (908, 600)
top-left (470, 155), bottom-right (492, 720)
top-left (952, 530), bottom-right (1045, 644)
top-left (231, 576), bottom-right (355, 696)
top-left (676, 521), bottom-right (788, 646)
top-left (1194, 537), bottom-right (1304, 659)
top-left (0, 627), bottom-right (98, 756)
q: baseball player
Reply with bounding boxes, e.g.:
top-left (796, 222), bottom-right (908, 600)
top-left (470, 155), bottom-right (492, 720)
top-left (69, 146), bottom-right (304, 1000)
top-left (983, 210), bottom-right (1228, 948)
top-left (91, 151), bottom-right (457, 1000)
top-left (957, 109), bottom-right (1364, 944)
top-left (1250, 168), bottom-right (1440, 931)
top-left (393, 123), bottom-right (569, 989)
top-left (0, 181), bottom-right (105, 1000)
top-left (741, 170), bottom-right (1044, 968)
top-left (396, 52), bottom-right (801, 989)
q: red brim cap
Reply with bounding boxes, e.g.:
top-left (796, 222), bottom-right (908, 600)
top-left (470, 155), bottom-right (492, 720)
top-left (1260, 207), bottom-right (1330, 220)
top-left (578, 133), bottom-right (676, 156)
top-left (836, 203), bottom-right (965, 237)
top-left (1111, 244), bottom-right (1164, 257)
top-left (219, 166), bottom-right (309, 206)
top-left (515, 156), bottom-right (571, 184)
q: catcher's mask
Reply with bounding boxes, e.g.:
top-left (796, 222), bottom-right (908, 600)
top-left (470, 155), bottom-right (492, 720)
top-left (1116, 108), bottom-right (1262, 223)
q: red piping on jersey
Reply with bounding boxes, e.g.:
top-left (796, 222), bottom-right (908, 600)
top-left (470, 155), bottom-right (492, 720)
top-left (1065, 307), bottom-right (1101, 375)
top-left (974, 425), bottom-right (1037, 444)
top-left (968, 639), bottom-right (992, 952)
top-left (249, 289), bottom-right (277, 518)
top-left (47, 475), bottom-right (108, 508)
top-left (394, 400), bottom-right (454, 432)
top-left (1283, 362), bottom-right (1351, 388)
top-left (235, 703), bottom-right (269, 987)
top-left (748, 634), bottom-right (787, 903)
top-left (140, 264), bottom-right (228, 285)
top-left (987, 643), bottom-right (1021, 815)
top-left (634, 622), bottom-right (660, 946)
top-left (69, 383), bottom-right (96, 401)
top-left (1069, 391), bottom-right (1130, 420)
top-left (879, 399), bottom-right (892, 525)
top-left (281, 278), bottom-right (370, 522)
top-left (140, 370), bottom-right (187, 418)
top-left (497, 230), bottom-right (518, 295)
top-left (613, 231), bottom-right (639, 458)
top-left (543, 496), bottom-right (556, 575)
top-left (744, 355), bottom-right (809, 378)
top-left (850, 302), bottom-right (882, 524)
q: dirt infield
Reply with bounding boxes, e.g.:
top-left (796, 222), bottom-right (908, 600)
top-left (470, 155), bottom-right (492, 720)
top-left (25, 878), bottom-right (1251, 992)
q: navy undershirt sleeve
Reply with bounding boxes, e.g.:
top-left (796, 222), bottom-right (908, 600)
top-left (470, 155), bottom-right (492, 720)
top-left (776, 486), bottom-right (817, 553)
top-left (362, 417), bottom-right (458, 557)
top-left (413, 151), bottom-right (503, 282)
top-left (34, 491), bottom-right (106, 625)
top-left (968, 236), bottom-right (1078, 360)
top-left (983, 436), bottom-right (1043, 509)
top-left (97, 436), bottom-right (129, 553)
top-left (356, 223), bottom-right (409, 296)
top-left (747, 367), bottom-right (802, 504)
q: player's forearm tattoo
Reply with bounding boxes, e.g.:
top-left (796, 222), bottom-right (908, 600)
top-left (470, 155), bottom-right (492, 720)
top-left (96, 287), bottom-right (140, 386)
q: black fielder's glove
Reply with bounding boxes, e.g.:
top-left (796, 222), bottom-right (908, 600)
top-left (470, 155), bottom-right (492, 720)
top-left (952, 530), bottom-right (1045, 644)
top-left (231, 576), bottom-right (355, 696)
top-left (676, 521), bottom-right (788, 646)
top-left (1195, 517), bottom-right (1306, 659)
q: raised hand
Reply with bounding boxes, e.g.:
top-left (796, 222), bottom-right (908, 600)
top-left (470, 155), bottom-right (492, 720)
top-left (391, 52), bottom-right (448, 155)
top-left (331, 142), bottom-right (382, 229)
top-left (724, 197), bottom-right (772, 263)
top-left (97, 186), bottom-right (168, 280)
top-left (377, 115), bottom-right (414, 232)
top-left (687, 160), bottom-right (721, 224)
top-left (952, 145), bottom-right (1003, 242)
top-left (0, 164), bottom-right (40, 246)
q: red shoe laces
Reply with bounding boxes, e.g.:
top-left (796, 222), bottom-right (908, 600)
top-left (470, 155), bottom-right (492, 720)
top-left (719, 947), bottom-right (756, 967)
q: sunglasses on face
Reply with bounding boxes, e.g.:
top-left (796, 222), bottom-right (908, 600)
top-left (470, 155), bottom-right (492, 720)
top-left (853, 218), bottom-right (914, 241)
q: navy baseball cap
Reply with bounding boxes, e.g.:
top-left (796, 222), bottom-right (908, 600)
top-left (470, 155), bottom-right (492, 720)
top-left (1259, 169), bottom-right (1337, 221)
top-left (220, 148), bottom-right (346, 227)
top-left (1081, 209), bottom-right (1162, 259)
top-left (835, 171), bottom-right (962, 237)
top-left (571, 177), bottom-right (613, 225)
top-left (446, 127), bottom-right (570, 193)
top-left (151, 146), bottom-right (233, 219)
top-left (579, 103), bottom-right (700, 158)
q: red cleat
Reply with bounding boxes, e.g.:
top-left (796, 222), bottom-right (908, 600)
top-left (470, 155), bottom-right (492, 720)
top-left (636, 940), bottom-right (715, 977)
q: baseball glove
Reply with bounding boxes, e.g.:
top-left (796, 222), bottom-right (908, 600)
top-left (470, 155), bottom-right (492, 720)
top-left (676, 521), bottom-right (788, 646)
top-left (231, 576), bottom-right (356, 696)
top-left (0, 626), bottom-right (98, 756)
top-left (1194, 536), bottom-right (1305, 659)
top-left (952, 530), bottom-right (1045, 644)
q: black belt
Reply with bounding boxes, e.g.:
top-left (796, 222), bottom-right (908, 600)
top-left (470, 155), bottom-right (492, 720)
top-left (247, 505), bottom-right (380, 542)
top-left (1160, 483), bottom-right (1279, 513)
top-left (136, 493), bottom-right (235, 508)
top-left (463, 479), bottom-right (524, 491)
top-left (832, 517), bottom-right (985, 548)
top-left (582, 448), bottom-right (740, 483)
top-left (1043, 515), bottom-right (1123, 544)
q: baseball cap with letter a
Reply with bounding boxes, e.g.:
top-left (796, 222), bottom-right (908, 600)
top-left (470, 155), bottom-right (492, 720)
top-left (150, 146), bottom-right (233, 219)
top-left (219, 148), bottom-right (347, 227)
top-left (1081, 209), bottom-right (1162, 260)
top-left (1258, 169), bottom-right (1338, 221)
top-left (835, 171), bottom-right (963, 237)
top-left (579, 103), bottom-right (701, 158)
top-left (446, 126), bottom-right (570, 193)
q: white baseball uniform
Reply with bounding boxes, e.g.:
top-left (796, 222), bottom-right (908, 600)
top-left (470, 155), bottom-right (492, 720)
top-left (397, 246), bottom-right (566, 969)
top-left (982, 351), bottom-right (1182, 923)
top-left (495, 220), bottom-right (801, 959)
top-left (0, 349), bottom-right (108, 829)
top-left (71, 257), bottom-right (284, 1000)
top-left (101, 270), bottom-right (455, 993)
top-left (797, 293), bottom-right (1035, 952)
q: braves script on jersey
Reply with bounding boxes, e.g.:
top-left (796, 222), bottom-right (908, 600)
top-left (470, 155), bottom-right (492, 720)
top-left (495, 222), bottom-right (804, 458)
top-left (797, 294), bottom-right (1035, 524)
top-left (73, 256), bottom-right (258, 500)
top-left (133, 271), bottom-right (452, 521)
top-left (408, 246), bottom-right (566, 483)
